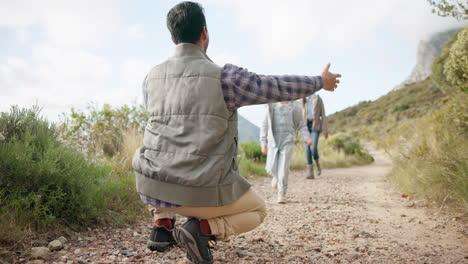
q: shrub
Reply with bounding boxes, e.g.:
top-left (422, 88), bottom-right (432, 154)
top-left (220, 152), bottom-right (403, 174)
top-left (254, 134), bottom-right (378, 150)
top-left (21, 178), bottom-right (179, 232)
top-left (393, 104), bottom-right (411, 112)
top-left (240, 142), bottom-right (266, 162)
top-left (432, 27), bottom-right (467, 94)
top-left (443, 27), bottom-right (468, 93)
top-left (290, 134), bottom-right (374, 170)
top-left (59, 104), bottom-right (148, 158)
top-left (60, 105), bottom-right (147, 224)
top-left (0, 106), bottom-right (106, 234)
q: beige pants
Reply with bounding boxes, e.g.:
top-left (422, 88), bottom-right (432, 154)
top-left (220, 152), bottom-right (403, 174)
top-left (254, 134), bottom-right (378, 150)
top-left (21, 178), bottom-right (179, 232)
top-left (148, 188), bottom-right (267, 241)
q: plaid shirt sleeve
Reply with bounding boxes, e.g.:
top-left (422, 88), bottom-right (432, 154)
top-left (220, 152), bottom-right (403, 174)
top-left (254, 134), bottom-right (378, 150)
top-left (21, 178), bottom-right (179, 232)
top-left (221, 63), bottom-right (323, 111)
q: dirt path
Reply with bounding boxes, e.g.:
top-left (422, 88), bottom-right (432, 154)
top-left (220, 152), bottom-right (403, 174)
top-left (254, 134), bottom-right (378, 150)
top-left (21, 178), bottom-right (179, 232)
top-left (30, 148), bottom-right (467, 264)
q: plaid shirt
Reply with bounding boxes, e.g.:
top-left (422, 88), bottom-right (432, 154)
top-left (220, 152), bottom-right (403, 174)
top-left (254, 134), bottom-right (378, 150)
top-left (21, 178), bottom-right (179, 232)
top-left (140, 63), bottom-right (323, 207)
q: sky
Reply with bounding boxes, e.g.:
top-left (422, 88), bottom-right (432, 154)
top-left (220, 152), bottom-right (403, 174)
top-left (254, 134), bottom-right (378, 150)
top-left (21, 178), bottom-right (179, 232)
top-left (0, 0), bottom-right (465, 127)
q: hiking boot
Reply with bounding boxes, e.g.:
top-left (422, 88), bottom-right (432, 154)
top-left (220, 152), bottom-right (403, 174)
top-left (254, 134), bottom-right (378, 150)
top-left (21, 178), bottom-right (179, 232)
top-left (147, 224), bottom-right (176, 252)
top-left (306, 164), bottom-right (314, 179)
top-left (271, 176), bottom-right (278, 189)
top-left (277, 191), bottom-right (287, 204)
top-left (316, 161), bottom-right (322, 176)
top-left (173, 218), bottom-right (216, 264)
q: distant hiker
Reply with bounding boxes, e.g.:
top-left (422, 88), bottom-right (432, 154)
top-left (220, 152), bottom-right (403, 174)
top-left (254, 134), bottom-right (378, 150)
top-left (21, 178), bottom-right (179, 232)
top-left (260, 101), bottom-right (312, 204)
top-left (302, 94), bottom-right (329, 179)
top-left (132, 1), bottom-right (341, 263)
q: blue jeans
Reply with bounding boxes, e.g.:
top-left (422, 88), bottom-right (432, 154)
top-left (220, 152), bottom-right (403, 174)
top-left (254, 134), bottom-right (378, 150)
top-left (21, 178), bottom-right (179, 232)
top-left (305, 120), bottom-right (320, 165)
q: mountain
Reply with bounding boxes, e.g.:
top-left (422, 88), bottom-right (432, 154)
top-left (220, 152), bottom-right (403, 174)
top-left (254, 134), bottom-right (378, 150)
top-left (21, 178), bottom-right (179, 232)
top-left (238, 114), bottom-right (259, 143)
top-left (393, 28), bottom-right (461, 90)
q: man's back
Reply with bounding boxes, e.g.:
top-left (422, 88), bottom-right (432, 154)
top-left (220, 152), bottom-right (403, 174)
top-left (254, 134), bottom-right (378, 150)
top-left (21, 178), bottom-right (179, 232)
top-left (133, 43), bottom-right (250, 207)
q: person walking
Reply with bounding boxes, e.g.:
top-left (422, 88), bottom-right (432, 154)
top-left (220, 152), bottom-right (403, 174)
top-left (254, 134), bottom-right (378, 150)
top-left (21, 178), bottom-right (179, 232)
top-left (302, 94), bottom-right (329, 179)
top-left (260, 101), bottom-right (312, 204)
top-left (132, 2), bottom-right (341, 263)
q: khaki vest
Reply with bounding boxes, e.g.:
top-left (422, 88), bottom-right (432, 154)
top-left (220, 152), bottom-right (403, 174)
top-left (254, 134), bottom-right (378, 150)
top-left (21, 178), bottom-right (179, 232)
top-left (132, 43), bottom-right (251, 207)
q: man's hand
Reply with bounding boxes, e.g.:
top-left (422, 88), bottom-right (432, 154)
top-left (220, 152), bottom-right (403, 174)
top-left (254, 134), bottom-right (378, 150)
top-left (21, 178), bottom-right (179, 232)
top-left (306, 138), bottom-right (313, 146)
top-left (261, 145), bottom-right (267, 154)
top-left (321, 63), bottom-right (341, 92)
top-left (324, 133), bottom-right (329, 139)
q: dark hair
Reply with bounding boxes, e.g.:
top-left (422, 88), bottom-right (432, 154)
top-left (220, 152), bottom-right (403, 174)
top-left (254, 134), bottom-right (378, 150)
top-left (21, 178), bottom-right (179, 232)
top-left (167, 1), bottom-right (206, 44)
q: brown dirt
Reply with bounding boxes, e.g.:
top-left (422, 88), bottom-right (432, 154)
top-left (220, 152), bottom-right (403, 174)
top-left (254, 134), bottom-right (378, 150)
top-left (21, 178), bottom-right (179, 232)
top-left (15, 147), bottom-right (468, 263)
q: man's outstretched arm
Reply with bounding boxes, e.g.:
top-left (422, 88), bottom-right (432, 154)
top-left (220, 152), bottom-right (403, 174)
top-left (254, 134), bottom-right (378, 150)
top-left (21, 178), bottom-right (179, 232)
top-left (221, 63), bottom-right (341, 111)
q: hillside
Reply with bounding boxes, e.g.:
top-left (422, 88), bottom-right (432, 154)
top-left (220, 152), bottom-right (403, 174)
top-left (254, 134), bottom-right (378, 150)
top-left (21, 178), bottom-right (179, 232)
top-left (238, 114), bottom-right (260, 143)
top-left (328, 78), bottom-right (447, 140)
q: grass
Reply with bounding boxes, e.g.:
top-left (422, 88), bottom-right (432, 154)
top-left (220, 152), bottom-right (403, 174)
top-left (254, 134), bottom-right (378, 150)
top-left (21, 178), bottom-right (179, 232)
top-left (383, 94), bottom-right (468, 211)
top-left (290, 135), bottom-right (374, 170)
top-left (328, 78), bottom-right (447, 143)
top-left (238, 142), bottom-right (268, 178)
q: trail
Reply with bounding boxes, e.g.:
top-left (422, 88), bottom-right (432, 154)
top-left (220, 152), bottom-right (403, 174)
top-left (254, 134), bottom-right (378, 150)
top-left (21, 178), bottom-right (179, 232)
top-left (31, 148), bottom-right (467, 264)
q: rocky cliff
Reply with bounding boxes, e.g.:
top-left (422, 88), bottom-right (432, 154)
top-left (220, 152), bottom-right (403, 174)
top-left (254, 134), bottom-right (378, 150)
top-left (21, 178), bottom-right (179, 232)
top-left (393, 28), bottom-right (461, 90)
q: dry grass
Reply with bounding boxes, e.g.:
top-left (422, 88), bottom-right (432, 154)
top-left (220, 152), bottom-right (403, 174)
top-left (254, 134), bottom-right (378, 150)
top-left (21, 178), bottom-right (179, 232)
top-left (384, 94), bottom-right (468, 211)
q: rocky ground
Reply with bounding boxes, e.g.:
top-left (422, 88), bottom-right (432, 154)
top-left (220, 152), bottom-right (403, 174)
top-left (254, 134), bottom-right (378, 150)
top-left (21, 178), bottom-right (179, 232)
top-left (12, 148), bottom-right (468, 263)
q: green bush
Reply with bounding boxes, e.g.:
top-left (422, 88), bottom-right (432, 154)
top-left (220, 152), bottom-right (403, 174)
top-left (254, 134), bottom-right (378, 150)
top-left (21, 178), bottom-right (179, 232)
top-left (0, 106), bottom-right (106, 232)
top-left (393, 104), bottom-right (411, 112)
top-left (59, 104), bottom-right (147, 223)
top-left (240, 142), bottom-right (266, 162)
top-left (432, 27), bottom-right (467, 94)
top-left (329, 135), bottom-right (365, 156)
top-left (59, 104), bottom-right (148, 158)
top-left (443, 27), bottom-right (467, 93)
top-left (237, 142), bottom-right (267, 177)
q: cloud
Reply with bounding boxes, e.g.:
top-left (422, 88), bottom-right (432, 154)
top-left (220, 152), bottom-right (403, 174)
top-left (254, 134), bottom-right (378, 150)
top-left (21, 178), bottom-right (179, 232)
top-left (0, 0), bottom-right (121, 48)
top-left (0, 45), bottom-right (112, 104)
top-left (0, 0), bottom-right (125, 120)
top-left (203, 0), bottom-right (463, 62)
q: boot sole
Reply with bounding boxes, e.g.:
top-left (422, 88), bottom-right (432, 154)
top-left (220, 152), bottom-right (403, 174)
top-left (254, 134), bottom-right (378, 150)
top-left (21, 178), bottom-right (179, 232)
top-left (147, 240), bottom-right (175, 252)
top-left (173, 227), bottom-right (213, 264)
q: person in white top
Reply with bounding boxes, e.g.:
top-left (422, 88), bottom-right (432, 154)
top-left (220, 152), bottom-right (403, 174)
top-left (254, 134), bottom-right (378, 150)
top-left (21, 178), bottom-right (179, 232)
top-left (260, 101), bottom-right (312, 203)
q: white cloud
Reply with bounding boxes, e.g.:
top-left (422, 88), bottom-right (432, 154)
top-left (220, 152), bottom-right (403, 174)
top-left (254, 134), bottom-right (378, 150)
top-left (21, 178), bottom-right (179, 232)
top-left (0, 0), bottom-right (121, 48)
top-left (0, 45), bottom-right (112, 105)
top-left (0, 0), bottom-right (125, 120)
top-left (204, 0), bottom-right (463, 62)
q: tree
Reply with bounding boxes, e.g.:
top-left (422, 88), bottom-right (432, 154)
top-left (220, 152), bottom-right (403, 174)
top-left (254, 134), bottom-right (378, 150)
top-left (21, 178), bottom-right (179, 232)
top-left (426, 0), bottom-right (467, 20)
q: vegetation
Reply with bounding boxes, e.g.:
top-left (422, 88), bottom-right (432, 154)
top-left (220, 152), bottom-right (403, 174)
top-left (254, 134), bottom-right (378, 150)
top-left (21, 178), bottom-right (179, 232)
top-left (328, 78), bottom-right (447, 141)
top-left (290, 135), bottom-right (374, 170)
top-left (426, 0), bottom-right (467, 20)
top-left (384, 94), bottom-right (467, 210)
top-left (240, 142), bottom-right (266, 162)
top-left (0, 105), bottom-right (146, 249)
top-left (59, 103), bottom-right (147, 158)
top-left (238, 142), bottom-right (268, 177)
top-left (432, 27), bottom-right (468, 94)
